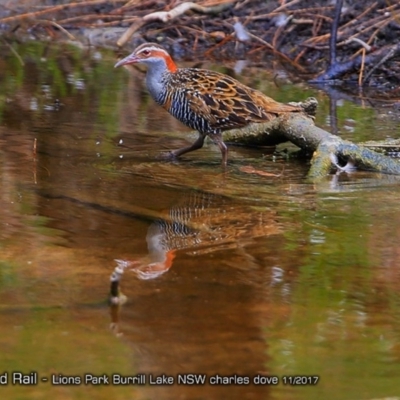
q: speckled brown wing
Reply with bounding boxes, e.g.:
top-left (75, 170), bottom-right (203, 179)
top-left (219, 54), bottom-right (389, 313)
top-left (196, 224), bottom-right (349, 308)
top-left (179, 68), bottom-right (300, 131)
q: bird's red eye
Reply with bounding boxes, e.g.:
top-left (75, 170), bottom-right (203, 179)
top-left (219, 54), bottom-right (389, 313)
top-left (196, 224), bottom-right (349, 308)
top-left (141, 50), bottom-right (150, 56)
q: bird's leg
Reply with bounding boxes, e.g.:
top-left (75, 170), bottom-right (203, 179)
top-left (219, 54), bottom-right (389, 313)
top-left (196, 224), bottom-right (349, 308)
top-left (211, 133), bottom-right (228, 166)
top-left (168, 132), bottom-right (206, 159)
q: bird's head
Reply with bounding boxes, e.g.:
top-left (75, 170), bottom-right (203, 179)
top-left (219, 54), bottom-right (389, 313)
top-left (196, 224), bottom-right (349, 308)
top-left (114, 43), bottom-right (178, 73)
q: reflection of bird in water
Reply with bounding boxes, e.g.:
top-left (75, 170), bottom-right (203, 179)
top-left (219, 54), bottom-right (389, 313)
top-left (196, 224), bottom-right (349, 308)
top-left (110, 191), bottom-right (280, 300)
top-left (115, 42), bottom-right (302, 165)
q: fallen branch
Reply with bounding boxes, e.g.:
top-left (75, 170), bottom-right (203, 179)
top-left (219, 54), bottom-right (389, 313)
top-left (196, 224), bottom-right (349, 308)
top-left (359, 139), bottom-right (400, 156)
top-left (117, 1), bottom-right (234, 47)
top-left (223, 97), bottom-right (318, 147)
top-left (307, 138), bottom-right (400, 178)
top-left (222, 99), bottom-right (400, 178)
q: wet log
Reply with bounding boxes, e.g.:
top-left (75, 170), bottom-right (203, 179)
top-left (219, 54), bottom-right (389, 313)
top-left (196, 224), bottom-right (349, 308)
top-left (222, 97), bottom-right (318, 147)
top-left (222, 98), bottom-right (400, 178)
top-left (359, 139), bottom-right (400, 156)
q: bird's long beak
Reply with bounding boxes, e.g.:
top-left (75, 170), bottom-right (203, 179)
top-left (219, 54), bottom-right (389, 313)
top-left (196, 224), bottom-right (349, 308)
top-left (114, 53), bottom-right (138, 68)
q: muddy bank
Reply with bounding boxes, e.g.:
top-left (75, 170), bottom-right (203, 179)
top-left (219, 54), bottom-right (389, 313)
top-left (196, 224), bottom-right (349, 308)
top-left (0, 0), bottom-right (399, 92)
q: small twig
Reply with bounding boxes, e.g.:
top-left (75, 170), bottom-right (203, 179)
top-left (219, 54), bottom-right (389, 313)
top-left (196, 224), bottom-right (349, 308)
top-left (310, 42), bottom-right (400, 82)
top-left (377, 2), bottom-right (400, 13)
top-left (116, 19), bottom-right (146, 47)
top-left (33, 19), bottom-right (76, 40)
top-left (363, 45), bottom-right (397, 84)
top-left (248, 6), bottom-right (334, 21)
top-left (244, 31), bottom-right (306, 72)
top-left (358, 48), bottom-right (366, 86)
top-left (233, 0), bottom-right (254, 11)
top-left (345, 37), bottom-right (372, 52)
top-left (311, 16), bottom-right (323, 37)
top-left (272, 15), bottom-right (293, 49)
top-left (0, 0), bottom-right (127, 24)
top-left (204, 34), bottom-right (234, 57)
top-left (346, 15), bottom-right (393, 44)
top-left (1, 37), bottom-right (24, 66)
top-left (117, 1), bottom-right (234, 47)
top-left (273, 0), bottom-right (302, 14)
top-left (88, 17), bottom-right (138, 28)
top-left (113, 0), bottom-right (143, 12)
top-left (303, 1), bottom-right (378, 46)
top-left (294, 47), bottom-right (308, 64)
top-left (33, 138), bottom-right (37, 185)
top-left (57, 13), bottom-right (126, 25)
top-left (350, 26), bottom-right (382, 59)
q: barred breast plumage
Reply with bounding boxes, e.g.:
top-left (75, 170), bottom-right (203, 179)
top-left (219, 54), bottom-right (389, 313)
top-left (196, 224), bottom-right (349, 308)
top-left (115, 42), bottom-right (302, 165)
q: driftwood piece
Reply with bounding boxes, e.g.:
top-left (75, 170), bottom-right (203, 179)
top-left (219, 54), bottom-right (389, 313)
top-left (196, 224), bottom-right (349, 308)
top-left (117, 1), bottom-right (234, 47)
top-left (222, 98), bottom-right (400, 178)
top-left (307, 138), bottom-right (400, 178)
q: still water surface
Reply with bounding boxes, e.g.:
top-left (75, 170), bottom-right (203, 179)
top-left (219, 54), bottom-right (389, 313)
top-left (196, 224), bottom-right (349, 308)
top-left (0, 43), bottom-right (400, 400)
